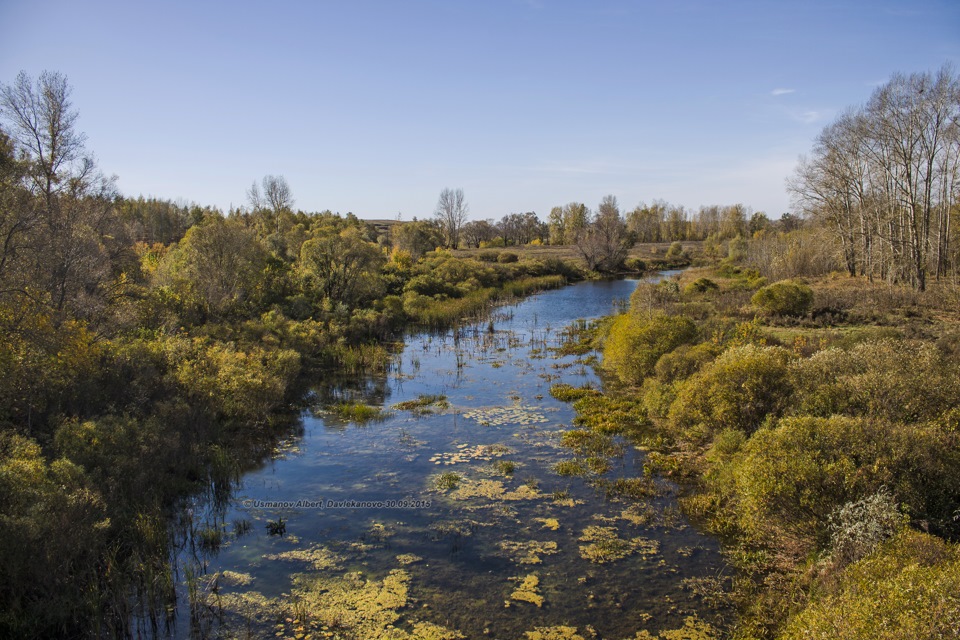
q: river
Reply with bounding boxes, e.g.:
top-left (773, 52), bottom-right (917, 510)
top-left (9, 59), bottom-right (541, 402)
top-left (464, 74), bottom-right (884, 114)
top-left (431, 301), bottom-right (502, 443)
top-left (163, 274), bottom-right (729, 639)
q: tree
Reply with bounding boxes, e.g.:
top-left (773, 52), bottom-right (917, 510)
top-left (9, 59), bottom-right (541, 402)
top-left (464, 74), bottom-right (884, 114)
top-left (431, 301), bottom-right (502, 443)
top-left (391, 219), bottom-right (444, 258)
top-left (0, 71), bottom-right (90, 203)
top-left (299, 226), bottom-right (386, 308)
top-left (157, 216), bottom-right (268, 320)
top-left (434, 187), bottom-right (468, 248)
top-left (790, 64), bottom-right (960, 289)
top-left (460, 219), bottom-right (498, 248)
top-left (0, 71), bottom-right (125, 325)
top-left (248, 174), bottom-right (294, 236)
top-left (547, 206), bottom-right (565, 244)
top-left (575, 195), bottom-right (634, 271)
top-left (561, 202), bottom-right (589, 244)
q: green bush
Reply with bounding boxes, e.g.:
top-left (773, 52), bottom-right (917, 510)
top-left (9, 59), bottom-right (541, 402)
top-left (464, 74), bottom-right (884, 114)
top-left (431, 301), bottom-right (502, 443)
top-left (653, 341), bottom-right (720, 383)
top-left (668, 344), bottom-right (793, 443)
top-left (602, 312), bottom-right (697, 386)
top-left (496, 251), bottom-right (519, 263)
top-left (683, 277), bottom-right (719, 295)
top-left (666, 241), bottom-right (684, 258)
top-left (790, 339), bottom-right (960, 423)
top-left (751, 280), bottom-right (814, 316)
top-left (624, 257), bottom-right (647, 272)
top-left (477, 250), bottom-right (500, 262)
top-left (727, 415), bottom-right (960, 545)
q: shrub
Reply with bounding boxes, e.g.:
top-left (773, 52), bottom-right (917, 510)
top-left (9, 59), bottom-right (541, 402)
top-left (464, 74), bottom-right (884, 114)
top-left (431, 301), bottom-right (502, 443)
top-left (624, 257), bottom-right (647, 272)
top-left (790, 339), bottom-right (960, 424)
top-left (666, 241), bottom-right (684, 258)
top-left (780, 530), bottom-right (960, 640)
top-left (477, 250), bottom-right (500, 262)
top-left (751, 280), bottom-right (814, 316)
top-left (727, 415), bottom-right (960, 546)
top-left (653, 342), bottom-right (720, 383)
top-left (496, 251), bottom-right (519, 263)
top-left (602, 312), bottom-right (697, 386)
top-left (668, 344), bottom-right (793, 443)
top-left (683, 277), bottom-right (719, 295)
top-left (828, 487), bottom-right (907, 567)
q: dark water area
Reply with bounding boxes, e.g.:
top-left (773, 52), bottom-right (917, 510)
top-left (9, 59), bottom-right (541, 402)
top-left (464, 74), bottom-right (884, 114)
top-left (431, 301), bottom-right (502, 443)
top-left (160, 273), bottom-right (730, 639)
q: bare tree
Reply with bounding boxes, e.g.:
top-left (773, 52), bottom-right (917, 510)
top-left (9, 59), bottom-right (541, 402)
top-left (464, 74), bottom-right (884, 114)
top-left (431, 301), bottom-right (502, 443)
top-left (576, 195), bottom-right (634, 271)
top-left (247, 174), bottom-right (294, 235)
top-left (0, 70), bottom-right (92, 203)
top-left (790, 64), bottom-right (960, 289)
top-left (434, 187), bottom-right (468, 248)
top-left (0, 70), bottom-right (118, 323)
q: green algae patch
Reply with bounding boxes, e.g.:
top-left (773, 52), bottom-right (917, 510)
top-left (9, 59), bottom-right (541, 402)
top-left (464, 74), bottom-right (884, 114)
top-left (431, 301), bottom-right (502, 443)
top-left (408, 620), bottom-right (466, 639)
top-left (262, 545), bottom-right (342, 571)
top-left (290, 569), bottom-right (410, 639)
top-left (392, 394), bottom-right (449, 414)
top-left (498, 539), bottom-right (559, 565)
top-left (524, 626), bottom-right (587, 640)
top-left (218, 570), bottom-right (254, 586)
top-left (217, 590), bottom-right (276, 628)
top-left (395, 553), bottom-right (422, 565)
top-left (509, 573), bottom-right (544, 607)
top-left (577, 526), bottom-right (660, 564)
top-left (450, 478), bottom-right (506, 500)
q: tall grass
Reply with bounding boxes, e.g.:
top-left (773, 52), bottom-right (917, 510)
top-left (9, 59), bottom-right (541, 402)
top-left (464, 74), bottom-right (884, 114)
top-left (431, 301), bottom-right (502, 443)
top-left (410, 275), bottom-right (566, 328)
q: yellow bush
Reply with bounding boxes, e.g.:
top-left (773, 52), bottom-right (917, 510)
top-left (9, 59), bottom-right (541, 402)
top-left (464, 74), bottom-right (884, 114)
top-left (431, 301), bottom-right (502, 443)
top-left (780, 530), bottom-right (960, 640)
top-left (602, 312), bottom-right (697, 386)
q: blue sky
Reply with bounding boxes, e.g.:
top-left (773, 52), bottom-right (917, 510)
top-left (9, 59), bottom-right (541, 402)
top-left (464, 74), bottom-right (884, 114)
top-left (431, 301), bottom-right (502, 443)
top-left (2, 1), bottom-right (958, 221)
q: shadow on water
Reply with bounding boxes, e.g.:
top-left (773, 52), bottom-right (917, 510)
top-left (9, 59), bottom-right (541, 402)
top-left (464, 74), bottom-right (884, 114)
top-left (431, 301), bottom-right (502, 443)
top-left (148, 272), bottom-right (732, 639)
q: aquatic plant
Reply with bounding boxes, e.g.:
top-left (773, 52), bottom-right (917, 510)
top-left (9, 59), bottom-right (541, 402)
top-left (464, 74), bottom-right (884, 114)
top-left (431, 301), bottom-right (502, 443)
top-left (509, 573), bottom-right (544, 607)
top-left (577, 525), bottom-right (659, 564)
top-left (434, 471), bottom-right (462, 491)
top-left (498, 539), bottom-right (560, 564)
top-left (392, 393), bottom-right (449, 413)
top-left (266, 517), bottom-right (286, 536)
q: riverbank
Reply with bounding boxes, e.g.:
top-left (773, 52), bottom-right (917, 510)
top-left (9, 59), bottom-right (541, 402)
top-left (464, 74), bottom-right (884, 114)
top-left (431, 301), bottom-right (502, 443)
top-left (559, 264), bottom-right (960, 638)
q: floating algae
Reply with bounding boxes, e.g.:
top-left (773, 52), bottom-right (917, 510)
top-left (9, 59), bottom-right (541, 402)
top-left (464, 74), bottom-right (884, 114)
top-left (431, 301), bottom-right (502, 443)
top-left (524, 626), bottom-right (589, 640)
top-left (262, 545), bottom-right (342, 571)
top-left (428, 443), bottom-right (512, 466)
top-left (509, 573), bottom-right (544, 607)
top-left (447, 477), bottom-right (543, 503)
top-left (498, 539), bottom-right (560, 565)
top-left (218, 570), bottom-right (254, 586)
top-left (535, 517), bottom-right (561, 531)
top-left (461, 404), bottom-right (550, 427)
top-left (577, 526), bottom-right (660, 564)
top-left (392, 394), bottom-right (450, 414)
top-left (395, 553), bottom-right (422, 565)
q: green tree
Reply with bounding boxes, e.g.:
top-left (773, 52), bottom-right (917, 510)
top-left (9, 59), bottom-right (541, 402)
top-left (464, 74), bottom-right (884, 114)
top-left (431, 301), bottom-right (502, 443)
top-left (299, 226), bottom-right (387, 308)
top-left (157, 216), bottom-right (268, 320)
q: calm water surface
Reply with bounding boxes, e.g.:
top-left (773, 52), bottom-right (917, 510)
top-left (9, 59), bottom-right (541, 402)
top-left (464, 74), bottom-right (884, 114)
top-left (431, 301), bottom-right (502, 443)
top-left (166, 275), bottom-right (729, 639)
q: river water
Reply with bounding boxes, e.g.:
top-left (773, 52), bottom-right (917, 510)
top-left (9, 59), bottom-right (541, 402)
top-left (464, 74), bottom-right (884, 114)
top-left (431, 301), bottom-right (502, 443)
top-left (168, 275), bottom-right (728, 639)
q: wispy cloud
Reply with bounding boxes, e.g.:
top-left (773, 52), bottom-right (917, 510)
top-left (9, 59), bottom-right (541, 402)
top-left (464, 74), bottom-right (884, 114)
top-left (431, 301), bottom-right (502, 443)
top-left (796, 109), bottom-right (825, 124)
top-left (771, 88), bottom-right (795, 96)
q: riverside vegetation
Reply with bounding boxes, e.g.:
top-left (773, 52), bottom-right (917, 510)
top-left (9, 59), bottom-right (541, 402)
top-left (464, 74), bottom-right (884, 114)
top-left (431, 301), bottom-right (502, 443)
top-left (557, 245), bottom-right (960, 637)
